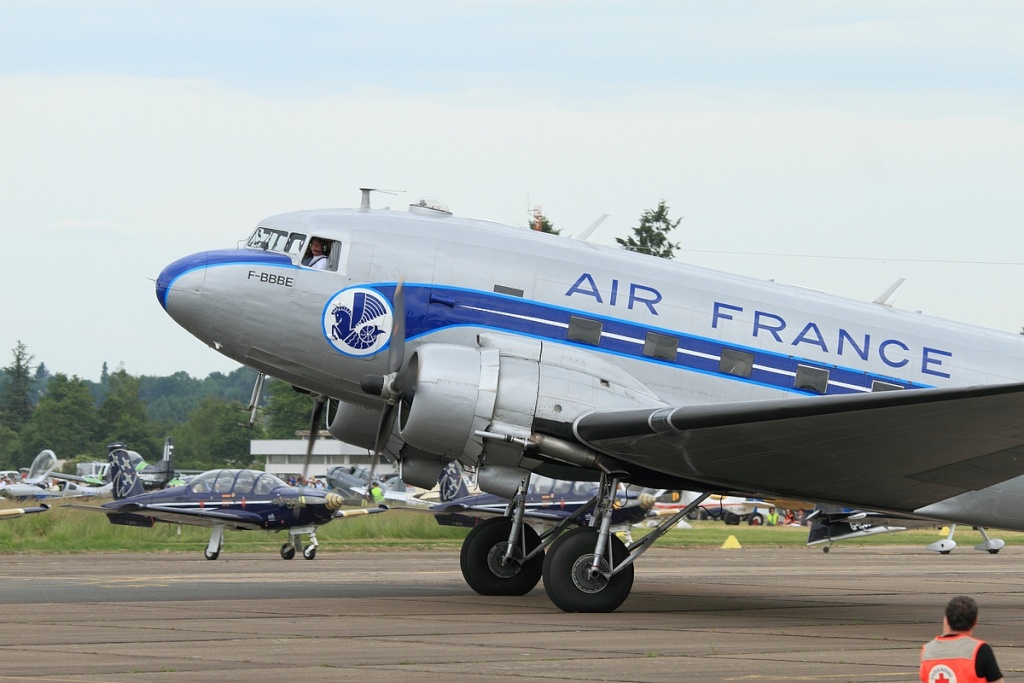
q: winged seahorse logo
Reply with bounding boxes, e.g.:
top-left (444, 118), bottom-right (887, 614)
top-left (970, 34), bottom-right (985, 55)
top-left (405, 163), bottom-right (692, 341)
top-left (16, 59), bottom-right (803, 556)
top-left (322, 287), bottom-right (393, 356)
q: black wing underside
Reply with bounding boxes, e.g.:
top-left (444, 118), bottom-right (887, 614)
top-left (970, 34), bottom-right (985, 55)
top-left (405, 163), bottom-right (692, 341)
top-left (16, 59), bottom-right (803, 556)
top-left (574, 382), bottom-right (1024, 512)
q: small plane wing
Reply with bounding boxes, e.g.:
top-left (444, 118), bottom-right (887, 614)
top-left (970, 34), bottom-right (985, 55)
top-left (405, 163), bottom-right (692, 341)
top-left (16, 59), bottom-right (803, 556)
top-left (66, 502), bottom-right (266, 530)
top-left (805, 507), bottom-right (914, 546)
top-left (574, 382), bottom-right (1024, 512)
top-left (0, 504), bottom-right (48, 520)
top-left (332, 506), bottom-right (387, 519)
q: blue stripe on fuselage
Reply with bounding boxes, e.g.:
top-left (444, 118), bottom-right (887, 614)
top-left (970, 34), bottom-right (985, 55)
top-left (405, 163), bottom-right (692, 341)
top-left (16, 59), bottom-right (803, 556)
top-left (156, 249), bottom-right (294, 310)
top-left (383, 283), bottom-right (928, 395)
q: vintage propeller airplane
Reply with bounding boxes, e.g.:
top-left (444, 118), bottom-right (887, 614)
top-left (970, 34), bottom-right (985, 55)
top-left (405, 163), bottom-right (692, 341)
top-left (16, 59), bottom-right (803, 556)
top-left (156, 189), bottom-right (1024, 612)
top-left (67, 445), bottom-right (386, 559)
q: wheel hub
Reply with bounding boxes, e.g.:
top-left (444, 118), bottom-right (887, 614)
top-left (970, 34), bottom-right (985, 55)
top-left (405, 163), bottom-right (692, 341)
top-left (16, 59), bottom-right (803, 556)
top-left (486, 542), bottom-right (524, 579)
top-left (570, 554), bottom-right (610, 594)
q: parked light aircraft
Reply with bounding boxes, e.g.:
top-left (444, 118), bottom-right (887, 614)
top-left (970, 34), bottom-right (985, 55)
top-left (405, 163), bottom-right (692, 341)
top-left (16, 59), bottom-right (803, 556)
top-left (0, 451), bottom-right (113, 501)
top-left (66, 446), bottom-right (386, 559)
top-left (155, 189), bottom-right (1024, 612)
top-left (805, 506), bottom-right (1005, 555)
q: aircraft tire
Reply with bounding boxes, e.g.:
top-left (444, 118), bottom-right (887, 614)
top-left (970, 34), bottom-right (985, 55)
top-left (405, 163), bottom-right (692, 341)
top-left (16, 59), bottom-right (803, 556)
top-left (748, 513), bottom-right (764, 526)
top-left (459, 517), bottom-right (543, 596)
top-left (542, 526), bottom-right (633, 613)
top-left (724, 512), bottom-right (741, 525)
top-left (281, 543), bottom-right (296, 560)
top-left (204, 549), bottom-right (219, 560)
top-left (303, 546), bottom-right (317, 560)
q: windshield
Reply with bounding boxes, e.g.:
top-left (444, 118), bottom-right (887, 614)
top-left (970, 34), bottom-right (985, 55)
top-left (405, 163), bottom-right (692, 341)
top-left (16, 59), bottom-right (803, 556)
top-left (246, 227), bottom-right (307, 256)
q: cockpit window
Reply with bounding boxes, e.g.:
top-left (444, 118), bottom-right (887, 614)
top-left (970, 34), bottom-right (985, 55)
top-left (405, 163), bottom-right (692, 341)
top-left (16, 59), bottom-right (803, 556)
top-left (253, 473), bottom-right (286, 495)
top-left (214, 470), bottom-right (236, 493)
top-left (233, 470), bottom-right (257, 495)
top-left (190, 470), bottom-right (217, 493)
top-left (301, 236), bottom-right (338, 271)
top-left (246, 227), bottom-right (307, 256)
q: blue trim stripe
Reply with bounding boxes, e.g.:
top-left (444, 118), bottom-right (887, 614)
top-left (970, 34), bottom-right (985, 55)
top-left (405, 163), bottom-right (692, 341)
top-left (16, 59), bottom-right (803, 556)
top-left (156, 249), bottom-right (293, 310)
top-left (385, 284), bottom-right (928, 396)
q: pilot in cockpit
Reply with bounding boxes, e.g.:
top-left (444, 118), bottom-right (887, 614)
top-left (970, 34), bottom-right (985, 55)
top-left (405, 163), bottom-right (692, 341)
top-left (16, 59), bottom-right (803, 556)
top-left (302, 237), bottom-right (330, 269)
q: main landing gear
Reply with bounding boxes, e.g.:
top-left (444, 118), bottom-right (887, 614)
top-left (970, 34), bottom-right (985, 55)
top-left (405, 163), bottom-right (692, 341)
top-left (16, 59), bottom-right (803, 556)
top-left (457, 473), bottom-right (713, 612)
top-left (280, 525), bottom-right (320, 560)
top-left (926, 524), bottom-right (1004, 555)
top-left (204, 524), bottom-right (224, 560)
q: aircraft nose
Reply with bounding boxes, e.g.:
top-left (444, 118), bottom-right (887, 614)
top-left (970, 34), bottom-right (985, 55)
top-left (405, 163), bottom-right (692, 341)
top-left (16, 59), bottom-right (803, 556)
top-left (324, 492), bottom-right (346, 511)
top-left (155, 252), bottom-right (209, 332)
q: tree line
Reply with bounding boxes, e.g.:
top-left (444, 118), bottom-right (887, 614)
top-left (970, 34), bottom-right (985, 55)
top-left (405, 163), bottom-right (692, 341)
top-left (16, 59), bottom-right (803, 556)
top-left (0, 341), bottom-right (314, 472)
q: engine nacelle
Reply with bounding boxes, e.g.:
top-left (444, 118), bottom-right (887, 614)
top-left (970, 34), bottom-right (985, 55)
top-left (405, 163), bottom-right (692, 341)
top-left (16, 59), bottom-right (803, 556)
top-left (397, 335), bottom-right (665, 471)
top-left (327, 399), bottom-right (381, 450)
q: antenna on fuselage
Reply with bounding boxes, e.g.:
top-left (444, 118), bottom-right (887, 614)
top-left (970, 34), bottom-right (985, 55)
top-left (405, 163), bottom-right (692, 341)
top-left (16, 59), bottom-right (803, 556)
top-left (359, 187), bottom-right (403, 212)
top-left (873, 278), bottom-right (906, 307)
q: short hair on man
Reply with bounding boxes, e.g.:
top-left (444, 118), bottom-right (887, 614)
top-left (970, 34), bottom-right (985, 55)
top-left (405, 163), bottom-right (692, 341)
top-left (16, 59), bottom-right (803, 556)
top-left (945, 595), bottom-right (979, 632)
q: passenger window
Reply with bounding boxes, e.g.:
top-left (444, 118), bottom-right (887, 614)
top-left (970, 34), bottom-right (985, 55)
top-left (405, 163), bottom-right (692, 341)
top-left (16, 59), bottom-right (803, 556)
top-left (795, 365), bottom-right (829, 394)
top-left (643, 332), bottom-right (679, 361)
top-left (719, 348), bottom-right (754, 378)
top-left (567, 316), bottom-right (602, 345)
top-left (871, 380), bottom-right (903, 392)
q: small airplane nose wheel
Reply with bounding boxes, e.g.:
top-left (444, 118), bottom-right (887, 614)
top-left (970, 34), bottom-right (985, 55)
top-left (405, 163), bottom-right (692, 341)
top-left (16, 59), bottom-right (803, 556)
top-left (204, 548), bottom-right (220, 560)
top-left (303, 545), bottom-right (317, 560)
top-left (281, 542), bottom-right (296, 560)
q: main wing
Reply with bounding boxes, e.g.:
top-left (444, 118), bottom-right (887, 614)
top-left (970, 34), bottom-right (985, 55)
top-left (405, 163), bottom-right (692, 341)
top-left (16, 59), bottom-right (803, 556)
top-left (67, 502), bottom-right (266, 530)
top-left (573, 382), bottom-right (1024, 513)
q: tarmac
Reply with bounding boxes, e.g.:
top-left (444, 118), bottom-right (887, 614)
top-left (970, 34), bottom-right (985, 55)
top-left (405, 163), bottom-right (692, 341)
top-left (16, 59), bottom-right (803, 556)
top-left (1, 545), bottom-right (1022, 682)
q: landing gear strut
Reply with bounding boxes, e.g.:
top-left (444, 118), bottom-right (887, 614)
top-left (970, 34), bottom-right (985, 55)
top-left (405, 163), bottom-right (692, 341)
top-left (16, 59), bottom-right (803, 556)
top-left (204, 524), bottom-right (224, 560)
top-left (460, 476), bottom-right (545, 595)
top-left (538, 475), bottom-right (711, 613)
top-left (926, 524), bottom-right (1004, 555)
top-left (280, 525), bottom-right (319, 560)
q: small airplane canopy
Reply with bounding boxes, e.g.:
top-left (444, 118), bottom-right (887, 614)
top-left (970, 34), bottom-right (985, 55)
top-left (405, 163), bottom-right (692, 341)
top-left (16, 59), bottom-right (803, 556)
top-left (188, 469), bottom-right (287, 496)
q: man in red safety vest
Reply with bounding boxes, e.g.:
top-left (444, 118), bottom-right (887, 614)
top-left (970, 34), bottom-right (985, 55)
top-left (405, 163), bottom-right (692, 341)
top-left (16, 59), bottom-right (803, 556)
top-left (920, 595), bottom-right (1004, 683)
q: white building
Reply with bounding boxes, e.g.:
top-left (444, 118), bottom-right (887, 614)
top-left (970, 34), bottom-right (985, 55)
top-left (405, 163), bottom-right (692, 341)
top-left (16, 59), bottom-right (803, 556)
top-left (251, 434), bottom-right (395, 480)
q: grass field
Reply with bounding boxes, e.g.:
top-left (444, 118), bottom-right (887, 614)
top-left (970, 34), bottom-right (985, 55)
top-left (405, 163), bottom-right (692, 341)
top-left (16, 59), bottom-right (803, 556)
top-left (1, 501), bottom-right (1018, 554)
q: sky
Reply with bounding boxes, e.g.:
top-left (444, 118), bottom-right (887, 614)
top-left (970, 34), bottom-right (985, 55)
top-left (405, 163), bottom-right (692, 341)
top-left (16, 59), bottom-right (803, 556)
top-left (1, 1), bottom-right (1022, 382)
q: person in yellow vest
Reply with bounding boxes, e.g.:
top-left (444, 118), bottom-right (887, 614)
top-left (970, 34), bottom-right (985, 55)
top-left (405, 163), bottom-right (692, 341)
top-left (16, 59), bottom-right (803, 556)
top-left (920, 595), bottom-right (1004, 683)
top-left (765, 508), bottom-right (779, 526)
top-left (369, 481), bottom-right (385, 506)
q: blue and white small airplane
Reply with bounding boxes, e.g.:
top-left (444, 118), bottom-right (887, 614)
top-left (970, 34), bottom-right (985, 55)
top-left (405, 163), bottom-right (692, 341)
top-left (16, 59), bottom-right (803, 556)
top-left (155, 189), bottom-right (1024, 612)
top-left (0, 450), bottom-right (113, 501)
top-left (67, 446), bottom-right (386, 560)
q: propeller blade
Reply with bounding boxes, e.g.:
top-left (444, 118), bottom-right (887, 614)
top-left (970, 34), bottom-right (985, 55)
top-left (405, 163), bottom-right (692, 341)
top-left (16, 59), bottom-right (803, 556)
top-left (301, 395), bottom-right (328, 481)
top-left (363, 280), bottom-right (408, 498)
top-left (387, 280), bottom-right (405, 374)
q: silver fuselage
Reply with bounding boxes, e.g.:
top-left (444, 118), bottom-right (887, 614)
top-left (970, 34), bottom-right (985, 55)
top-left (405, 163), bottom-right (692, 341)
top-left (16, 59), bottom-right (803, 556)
top-left (157, 205), bottom-right (1024, 529)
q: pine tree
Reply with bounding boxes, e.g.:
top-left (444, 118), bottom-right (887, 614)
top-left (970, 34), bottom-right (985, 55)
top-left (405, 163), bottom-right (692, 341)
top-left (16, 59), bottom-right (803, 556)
top-left (0, 341), bottom-right (35, 433)
top-left (615, 200), bottom-right (681, 259)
